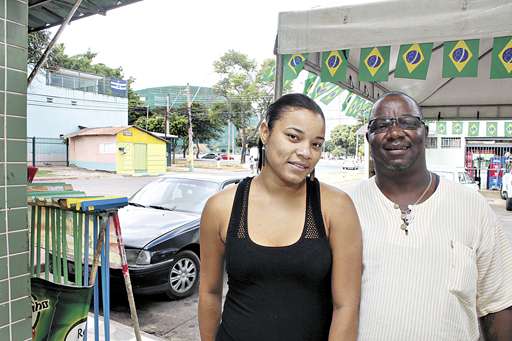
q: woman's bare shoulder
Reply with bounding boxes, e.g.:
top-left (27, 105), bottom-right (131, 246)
top-left (204, 182), bottom-right (239, 215)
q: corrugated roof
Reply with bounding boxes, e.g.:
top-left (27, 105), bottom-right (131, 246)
top-left (66, 126), bottom-right (167, 142)
top-left (29, 0), bottom-right (143, 33)
top-left (67, 127), bottom-right (129, 137)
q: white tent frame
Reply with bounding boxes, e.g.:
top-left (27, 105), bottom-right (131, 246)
top-left (274, 0), bottom-right (512, 120)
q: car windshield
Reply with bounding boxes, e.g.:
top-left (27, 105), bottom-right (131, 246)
top-left (130, 178), bottom-right (219, 213)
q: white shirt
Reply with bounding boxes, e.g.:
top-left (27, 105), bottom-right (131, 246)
top-left (348, 176), bottom-right (512, 341)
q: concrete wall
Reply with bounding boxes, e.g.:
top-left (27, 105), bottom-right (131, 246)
top-left (0, 1), bottom-right (31, 340)
top-left (27, 70), bottom-right (128, 139)
top-left (69, 135), bottom-right (116, 172)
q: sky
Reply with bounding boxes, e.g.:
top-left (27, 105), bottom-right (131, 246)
top-left (56, 0), bottom-right (366, 131)
top-left (57, 0), bottom-right (361, 90)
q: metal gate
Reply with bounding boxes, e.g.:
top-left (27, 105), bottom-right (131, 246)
top-left (465, 139), bottom-right (512, 190)
top-left (27, 137), bottom-right (68, 166)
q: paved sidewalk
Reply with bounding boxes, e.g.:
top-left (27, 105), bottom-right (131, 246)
top-left (87, 313), bottom-right (165, 341)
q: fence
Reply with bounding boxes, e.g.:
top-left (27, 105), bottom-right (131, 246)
top-left (28, 183), bottom-right (142, 341)
top-left (27, 137), bottom-right (68, 166)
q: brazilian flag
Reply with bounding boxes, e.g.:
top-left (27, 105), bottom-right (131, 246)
top-left (283, 53), bottom-right (308, 81)
top-left (395, 43), bottom-right (433, 79)
top-left (452, 121), bottom-right (463, 135)
top-left (303, 73), bottom-right (318, 95)
top-left (490, 36), bottom-right (512, 79)
top-left (442, 39), bottom-right (479, 78)
top-left (320, 87), bottom-right (343, 105)
top-left (486, 122), bottom-right (498, 137)
top-left (468, 122), bottom-right (480, 137)
top-left (359, 46), bottom-right (390, 82)
top-left (436, 121), bottom-right (447, 135)
top-left (505, 122), bottom-right (512, 137)
top-left (260, 65), bottom-right (275, 82)
top-left (321, 50), bottom-right (349, 83)
top-left (310, 82), bottom-right (336, 100)
top-left (341, 93), bottom-right (354, 111)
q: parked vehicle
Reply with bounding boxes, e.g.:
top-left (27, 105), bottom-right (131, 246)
top-left (199, 153), bottom-right (219, 160)
top-left (218, 153), bottom-right (234, 160)
top-left (341, 159), bottom-right (359, 170)
top-left (114, 175), bottom-right (241, 299)
top-left (500, 169), bottom-right (512, 210)
top-left (431, 168), bottom-right (479, 192)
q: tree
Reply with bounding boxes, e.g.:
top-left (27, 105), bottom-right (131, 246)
top-left (330, 124), bottom-right (363, 157)
top-left (128, 78), bottom-right (145, 124)
top-left (211, 52), bottom-right (294, 164)
top-left (28, 31), bottom-right (65, 69)
top-left (175, 102), bottom-right (224, 158)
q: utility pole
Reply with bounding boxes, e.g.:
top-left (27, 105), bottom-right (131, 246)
top-left (145, 106), bottom-right (149, 131)
top-left (165, 95), bottom-right (170, 139)
top-left (186, 83), bottom-right (194, 172)
top-left (227, 120), bottom-right (231, 157)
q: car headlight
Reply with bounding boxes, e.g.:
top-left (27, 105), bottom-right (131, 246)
top-left (125, 249), bottom-right (152, 266)
top-left (135, 250), bottom-right (152, 265)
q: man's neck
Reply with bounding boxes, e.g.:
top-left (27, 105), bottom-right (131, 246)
top-left (374, 165), bottom-right (432, 206)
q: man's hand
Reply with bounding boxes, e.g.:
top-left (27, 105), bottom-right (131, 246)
top-left (480, 306), bottom-right (512, 341)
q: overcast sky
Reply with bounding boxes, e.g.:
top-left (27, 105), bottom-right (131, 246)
top-left (57, 0), bottom-right (363, 90)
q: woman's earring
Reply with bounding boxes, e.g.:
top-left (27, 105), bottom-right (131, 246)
top-left (261, 145), bottom-right (266, 167)
top-left (309, 168), bottom-right (316, 181)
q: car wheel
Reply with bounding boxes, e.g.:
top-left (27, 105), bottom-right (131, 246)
top-left (165, 250), bottom-right (200, 299)
top-left (507, 198), bottom-right (512, 211)
top-left (500, 187), bottom-right (507, 200)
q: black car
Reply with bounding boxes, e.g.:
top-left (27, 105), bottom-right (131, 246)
top-left (115, 176), bottom-right (241, 299)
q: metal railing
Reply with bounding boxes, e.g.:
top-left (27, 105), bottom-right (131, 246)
top-left (47, 71), bottom-right (127, 98)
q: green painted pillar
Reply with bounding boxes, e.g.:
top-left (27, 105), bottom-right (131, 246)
top-left (0, 0), bottom-right (30, 340)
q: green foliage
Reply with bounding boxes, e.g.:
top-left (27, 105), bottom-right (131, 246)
top-left (28, 31), bottom-right (65, 69)
top-left (128, 78), bottom-right (145, 124)
top-left (329, 124), bottom-right (363, 157)
top-left (212, 52), bottom-right (287, 163)
top-left (134, 115), bottom-right (164, 133)
top-left (28, 30), bottom-right (123, 78)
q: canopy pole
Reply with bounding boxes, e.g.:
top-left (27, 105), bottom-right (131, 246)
top-left (274, 54), bottom-right (283, 100)
top-left (27, 0), bottom-right (84, 86)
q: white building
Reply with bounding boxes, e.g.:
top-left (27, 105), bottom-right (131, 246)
top-left (27, 67), bottom-right (128, 139)
top-left (425, 120), bottom-right (512, 189)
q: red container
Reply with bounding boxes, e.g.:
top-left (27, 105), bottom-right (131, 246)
top-left (27, 166), bottom-right (38, 183)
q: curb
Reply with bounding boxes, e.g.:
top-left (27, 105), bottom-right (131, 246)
top-left (33, 176), bottom-right (80, 181)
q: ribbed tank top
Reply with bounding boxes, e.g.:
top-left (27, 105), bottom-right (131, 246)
top-left (216, 177), bottom-right (333, 341)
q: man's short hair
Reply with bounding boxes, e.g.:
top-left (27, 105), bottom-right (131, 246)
top-left (371, 91), bottom-right (423, 118)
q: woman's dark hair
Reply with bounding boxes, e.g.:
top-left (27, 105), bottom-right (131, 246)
top-left (258, 93), bottom-right (325, 170)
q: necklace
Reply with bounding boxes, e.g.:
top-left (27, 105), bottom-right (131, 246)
top-left (393, 172), bottom-right (433, 236)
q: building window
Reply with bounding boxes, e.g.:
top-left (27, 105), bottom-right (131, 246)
top-left (441, 137), bottom-right (461, 148)
top-left (71, 100), bottom-right (77, 106)
top-left (46, 97), bottom-right (53, 103)
top-left (425, 137), bottom-right (438, 149)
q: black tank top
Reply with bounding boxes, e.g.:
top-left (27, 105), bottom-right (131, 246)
top-left (216, 177), bottom-right (332, 341)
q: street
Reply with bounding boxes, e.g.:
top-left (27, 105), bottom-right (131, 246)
top-left (56, 161), bottom-right (512, 341)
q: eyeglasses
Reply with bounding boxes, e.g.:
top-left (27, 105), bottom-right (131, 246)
top-left (367, 115), bottom-right (425, 134)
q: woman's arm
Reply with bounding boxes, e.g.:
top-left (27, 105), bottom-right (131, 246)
top-left (198, 194), bottom-right (228, 341)
top-left (323, 185), bottom-right (362, 341)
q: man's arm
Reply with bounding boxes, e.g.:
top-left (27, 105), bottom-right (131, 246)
top-left (480, 307), bottom-right (512, 341)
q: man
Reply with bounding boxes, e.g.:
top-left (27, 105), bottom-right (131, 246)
top-left (348, 91), bottom-right (512, 340)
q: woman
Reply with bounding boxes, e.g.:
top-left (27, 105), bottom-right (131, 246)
top-left (198, 93), bottom-right (362, 341)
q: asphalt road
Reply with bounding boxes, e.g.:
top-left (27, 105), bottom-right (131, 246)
top-left (59, 163), bottom-right (512, 341)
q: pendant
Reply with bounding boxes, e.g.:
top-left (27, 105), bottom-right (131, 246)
top-left (400, 223), bottom-right (409, 236)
